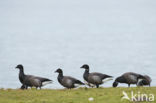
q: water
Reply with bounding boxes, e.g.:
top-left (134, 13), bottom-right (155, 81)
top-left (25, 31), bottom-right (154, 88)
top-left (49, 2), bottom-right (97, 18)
top-left (0, 0), bottom-right (156, 89)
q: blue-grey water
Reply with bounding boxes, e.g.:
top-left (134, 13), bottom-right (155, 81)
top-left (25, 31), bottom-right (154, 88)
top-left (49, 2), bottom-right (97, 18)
top-left (0, 0), bottom-right (156, 89)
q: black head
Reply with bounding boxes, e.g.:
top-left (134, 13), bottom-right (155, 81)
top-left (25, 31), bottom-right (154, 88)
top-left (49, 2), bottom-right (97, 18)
top-left (55, 68), bottom-right (63, 74)
top-left (113, 81), bottom-right (118, 87)
top-left (112, 76), bottom-right (121, 87)
top-left (80, 64), bottom-right (89, 70)
top-left (15, 64), bottom-right (23, 69)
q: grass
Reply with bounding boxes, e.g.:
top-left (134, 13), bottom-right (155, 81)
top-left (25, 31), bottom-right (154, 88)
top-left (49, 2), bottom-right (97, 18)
top-left (0, 87), bottom-right (155, 103)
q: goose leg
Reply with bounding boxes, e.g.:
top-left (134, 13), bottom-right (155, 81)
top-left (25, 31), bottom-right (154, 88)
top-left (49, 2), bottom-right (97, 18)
top-left (25, 85), bottom-right (28, 89)
top-left (96, 84), bottom-right (99, 88)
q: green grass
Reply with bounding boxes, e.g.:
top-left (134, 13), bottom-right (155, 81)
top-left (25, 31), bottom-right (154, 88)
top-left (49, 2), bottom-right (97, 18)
top-left (0, 87), bottom-right (155, 103)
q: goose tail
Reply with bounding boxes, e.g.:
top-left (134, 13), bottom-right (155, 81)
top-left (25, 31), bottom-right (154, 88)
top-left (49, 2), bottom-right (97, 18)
top-left (42, 80), bottom-right (53, 86)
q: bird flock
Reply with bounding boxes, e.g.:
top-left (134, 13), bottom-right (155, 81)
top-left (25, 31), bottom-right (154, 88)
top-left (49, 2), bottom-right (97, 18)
top-left (15, 64), bottom-right (152, 90)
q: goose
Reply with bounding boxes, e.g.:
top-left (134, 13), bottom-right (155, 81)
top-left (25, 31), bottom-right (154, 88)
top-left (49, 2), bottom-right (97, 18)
top-left (113, 72), bottom-right (145, 87)
top-left (15, 64), bottom-right (52, 89)
top-left (55, 68), bottom-right (84, 89)
top-left (80, 64), bottom-right (113, 88)
top-left (137, 75), bottom-right (152, 87)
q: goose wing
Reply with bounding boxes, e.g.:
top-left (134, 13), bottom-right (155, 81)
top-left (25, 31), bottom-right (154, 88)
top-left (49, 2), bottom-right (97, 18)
top-left (23, 75), bottom-right (52, 87)
top-left (123, 72), bottom-right (141, 83)
top-left (91, 72), bottom-right (112, 79)
top-left (33, 76), bottom-right (52, 82)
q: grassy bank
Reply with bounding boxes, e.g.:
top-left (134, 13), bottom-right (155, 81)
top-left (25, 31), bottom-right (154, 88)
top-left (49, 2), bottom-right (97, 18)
top-left (0, 87), bottom-right (155, 103)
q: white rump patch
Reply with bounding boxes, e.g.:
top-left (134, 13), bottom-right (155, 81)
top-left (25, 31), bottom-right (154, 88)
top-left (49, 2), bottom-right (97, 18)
top-left (102, 78), bottom-right (113, 83)
top-left (42, 81), bottom-right (53, 86)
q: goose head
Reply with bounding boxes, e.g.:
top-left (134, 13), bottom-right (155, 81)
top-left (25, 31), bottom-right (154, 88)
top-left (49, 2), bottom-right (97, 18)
top-left (55, 68), bottom-right (63, 74)
top-left (113, 81), bottom-right (118, 87)
top-left (80, 64), bottom-right (89, 70)
top-left (15, 64), bottom-right (23, 70)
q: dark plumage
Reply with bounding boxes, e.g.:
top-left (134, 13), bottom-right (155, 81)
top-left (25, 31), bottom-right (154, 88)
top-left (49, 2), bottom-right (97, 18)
top-left (55, 69), bottom-right (84, 89)
top-left (20, 85), bottom-right (25, 90)
top-left (81, 64), bottom-right (113, 88)
top-left (113, 72), bottom-right (146, 87)
top-left (16, 64), bottom-right (52, 89)
top-left (137, 75), bottom-right (152, 87)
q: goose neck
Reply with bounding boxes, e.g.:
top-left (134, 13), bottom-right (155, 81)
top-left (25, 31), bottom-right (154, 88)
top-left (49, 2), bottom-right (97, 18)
top-left (19, 68), bottom-right (25, 76)
top-left (85, 69), bottom-right (89, 74)
top-left (58, 73), bottom-right (63, 77)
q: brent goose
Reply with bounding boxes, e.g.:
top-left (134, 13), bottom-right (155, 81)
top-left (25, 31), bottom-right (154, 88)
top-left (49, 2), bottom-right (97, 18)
top-left (113, 72), bottom-right (145, 87)
top-left (16, 64), bottom-right (52, 89)
top-left (55, 68), bottom-right (84, 89)
top-left (81, 64), bottom-right (113, 88)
